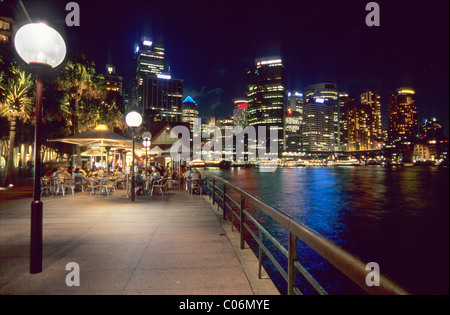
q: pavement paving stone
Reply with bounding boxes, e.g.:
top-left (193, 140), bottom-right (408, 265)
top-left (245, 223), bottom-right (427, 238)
top-left (0, 187), bottom-right (279, 295)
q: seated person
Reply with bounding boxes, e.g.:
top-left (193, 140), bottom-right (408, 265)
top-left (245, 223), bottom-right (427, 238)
top-left (53, 166), bottom-right (69, 179)
top-left (76, 165), bottom-right (87, 177)
top-left (150, 166), bottom-right (161, 181)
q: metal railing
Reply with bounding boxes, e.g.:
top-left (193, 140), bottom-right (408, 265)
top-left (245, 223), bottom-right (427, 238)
top-left (198, 170), bottom-right (410, 295)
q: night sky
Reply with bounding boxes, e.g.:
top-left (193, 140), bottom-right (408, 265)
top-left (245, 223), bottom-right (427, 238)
top-left (14, 0), bottom-right (450, 135)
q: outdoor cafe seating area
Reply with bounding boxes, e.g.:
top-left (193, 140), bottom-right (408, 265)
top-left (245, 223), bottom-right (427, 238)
top-left (40, 170), bottom-right (182, 197)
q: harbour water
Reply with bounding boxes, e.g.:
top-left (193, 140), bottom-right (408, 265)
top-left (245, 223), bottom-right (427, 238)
top-left (204, 166), bottom-right (449, 295)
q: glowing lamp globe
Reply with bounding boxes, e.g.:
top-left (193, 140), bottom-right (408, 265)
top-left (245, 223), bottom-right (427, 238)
top-left (14, 23), bottom-right (66, 68)
top-left (125, 111), bottom-right (142, 128)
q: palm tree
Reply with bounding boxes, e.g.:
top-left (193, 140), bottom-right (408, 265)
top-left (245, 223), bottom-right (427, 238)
top-left (0, 62), bottom-right (34, 187)
top-left (57, 55), bottom-right (102, 166)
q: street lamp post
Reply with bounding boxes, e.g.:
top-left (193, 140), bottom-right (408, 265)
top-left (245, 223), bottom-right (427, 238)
top-left (125, 111), bottom-right (142, 201)
top-left (142, 131), bottom-right (152, 169)
top-left (14, 23), bottom-right (66, 274)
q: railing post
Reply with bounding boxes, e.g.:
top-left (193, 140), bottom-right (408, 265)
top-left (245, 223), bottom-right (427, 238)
top-left (240, 196), bottom-right (245, 250)
top-left (223, 183), bottom-right (227, 220)
top-left (258, 229), bottom-right (263, 279)
top-left (288, 231), bottom-right (298, 295)
top-left (212, 178), bottom-right (215, 205)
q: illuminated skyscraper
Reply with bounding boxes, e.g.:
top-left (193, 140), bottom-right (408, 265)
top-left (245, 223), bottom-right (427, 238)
top-left (361, 89), bottom-right (382, 146)
top-left (246, 57), bottom-right (285, 155)
top-left (132, 39), bottom-right (166, 109)
top-left (302, 83), bottom-right (339, 152)
top-left (285, 91), bottom-right (303, 153)
top-left (232, 99), bottom-right (248, 129)
top-left (338, 92), bottom-right (354, 151)
top-left (182, 96), bottom-right (199, 130)
top-left (388, 88), bottom-right (417, 144)
top-left (132, 39), bottom-right (183, 122)
top-left (347, 103), bottom-right (372, 151)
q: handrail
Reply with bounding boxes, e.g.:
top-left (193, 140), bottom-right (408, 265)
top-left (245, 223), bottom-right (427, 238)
top-left (199, 170), bottom-right (410, 295)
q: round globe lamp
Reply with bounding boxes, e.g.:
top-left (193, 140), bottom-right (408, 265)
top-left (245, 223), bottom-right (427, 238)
top-left (14, 22), bottom-right (66, 274)
top-left (125, 111), bottom-right (142, 201)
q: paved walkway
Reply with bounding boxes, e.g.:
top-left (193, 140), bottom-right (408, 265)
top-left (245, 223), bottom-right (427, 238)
top-left (0, 186), bottom-right (278, 295)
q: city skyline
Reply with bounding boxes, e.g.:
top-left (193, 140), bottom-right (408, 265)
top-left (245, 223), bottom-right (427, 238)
top-left (12, 0), bottom-right (450, 135)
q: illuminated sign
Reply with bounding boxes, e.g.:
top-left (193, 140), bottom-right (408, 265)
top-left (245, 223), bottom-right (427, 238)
top-left (143, 40), bottom-right (153, 46)
top-left (157, 74), bottom-right (172, 80)
top-left (257, 59), bottom-right (282, 66)
top-left (237, 103), bottom-right (248, 109)
top-left (398, 89), bottom-right (415, 94)
top-left (316, 98), bottom-right (325, 103)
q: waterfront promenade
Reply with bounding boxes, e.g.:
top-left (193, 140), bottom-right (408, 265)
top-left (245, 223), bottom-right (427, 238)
top-left (0, 185), bottom-right (278, 295)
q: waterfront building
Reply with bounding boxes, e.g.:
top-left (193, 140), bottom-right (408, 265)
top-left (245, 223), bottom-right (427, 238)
top-left (419, 117), bottom-right (445, 141)
top-left (246, 57), bottom-right (285, 155)
top-left (361, 89), bottom-right (382, 147)
top-left (181, 96), bottom-right (199, 131)
top-left (346, 103), bottom-right (372, 151)
top-left (285, 91), bottom-right (303, 153)
top-left (338, 92), bottom-right (354, 151)
top-left (388, 88), bottom-right (417, 145)
top-left (302, 83), bottom-right (339, 152)
top-left (232, 99), bottom-right (248, 129)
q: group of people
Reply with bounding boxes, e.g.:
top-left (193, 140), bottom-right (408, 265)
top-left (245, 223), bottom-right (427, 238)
top-left (42, 163), bottom-right (204, 194)
top-left (44, 165), bottom-right (117, 179)
top-left (181, 167), bottom-right (203, 194)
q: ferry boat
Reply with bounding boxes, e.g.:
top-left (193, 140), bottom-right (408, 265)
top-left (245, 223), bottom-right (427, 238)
top-left (335, 159), bottom-right (361, 166)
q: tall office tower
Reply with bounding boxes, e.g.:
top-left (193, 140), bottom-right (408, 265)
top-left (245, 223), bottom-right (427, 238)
top-left (302, 83), bottom-right (339, 152)
top-left (246, 58), bottom-right (285, 155)
top-left (104, 64), bottom-right (123, 95)
top-left (132, 39), bottom-right (165, 109)
top-left (132, 39), bottom-right (183, 122)
top-left (232, 99), bottom-right (248, 129)
top-left (346, 103), bottom-right (372, 151)
top-left (388, 88), bottom-right (417, 144)
top-left (143, 74), bottom-right (183, 122)
top-left (338, 92), bottom-right (354, 151)
top-left (361, 90), bottom-right (382, 147)
top-left (285, 91), bottom-right (303, 153)
top-left (182, 96), bottom-right (199, 130)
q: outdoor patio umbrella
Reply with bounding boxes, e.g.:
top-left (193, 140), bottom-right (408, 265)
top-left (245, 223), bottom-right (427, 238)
top-left (48, 124), bottom-right (132, 148)
top-left (48, 124), bottom-right (132, 171)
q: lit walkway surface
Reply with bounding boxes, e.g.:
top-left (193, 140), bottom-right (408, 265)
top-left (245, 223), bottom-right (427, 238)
top-left (0, 188), bottom-right (278, 295)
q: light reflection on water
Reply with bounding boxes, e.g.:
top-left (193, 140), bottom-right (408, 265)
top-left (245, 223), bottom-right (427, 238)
top-left (206, 166), bottom-right (449, 294)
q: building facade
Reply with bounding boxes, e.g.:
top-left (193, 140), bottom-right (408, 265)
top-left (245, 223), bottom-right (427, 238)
top-left (361, 89), bottom-right (382, 147)
top-left (181, 96), bottom-right (199, 130)
top-left (346, 103), bottom-right (372, 151)
top-left (284, 91), bottom-right (303, 153)
top-left (232, 99), bottom-right (248, 129)
top-left (104, 64), bottom-right (123, 95)
top-left (388, 88), bottom-right (417, 145)
top-left (246, 58), bottom-right (285, 155)
top-left (302, 83), bottom-right (339, 152)
top-left (142, 75), bottom-right (183, 122)
top-left (338, 92), bottom-right (354, 151)
top-left (132, 39), bottom-right (183, 122)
